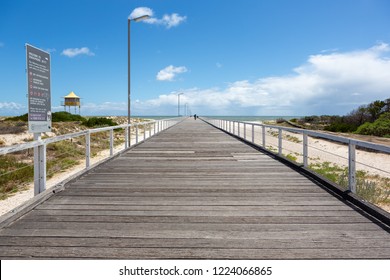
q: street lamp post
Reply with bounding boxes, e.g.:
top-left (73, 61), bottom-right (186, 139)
top-left (177, 93), bottom-right (183, 116)
top-left (128, 13), bottom-right (150, 146)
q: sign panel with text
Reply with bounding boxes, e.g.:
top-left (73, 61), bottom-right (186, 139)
top-left (26, 44), bottom-right (51, 133)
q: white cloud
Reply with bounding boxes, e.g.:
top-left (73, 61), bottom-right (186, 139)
top-left (0, 102), bottom-right (26, 116)
top-left (61, 47), bottom-right (95, 58)
top-left (130, 7), bottom-right (186, 29)
top-left (140, 43), bottom-right (390, 116)
top-left (0, 102), bottom-right (24, 110)
top-left (156, 65), bottom-right (188, 81)
top-left (160, 13), bottom-right (187, 28)
top-left (22, 43), bottom-right (388, 117)
top-left (129, 7), bottom-right (154, 20)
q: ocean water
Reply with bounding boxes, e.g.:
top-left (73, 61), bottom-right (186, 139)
top-left (203, 116), bottom-right (300, 122)
top-left (136, 116), bottom-right (300, 121)
top-left (133, 116), bottom-right (177, 120)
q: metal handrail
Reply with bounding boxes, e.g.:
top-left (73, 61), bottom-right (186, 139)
top-left (0, 117), bottom-right (185, 196)
top-left (202, 117), bottom-right (390, 194)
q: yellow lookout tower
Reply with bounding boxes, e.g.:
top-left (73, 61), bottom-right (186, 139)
top-left (62, 91), bottom-right (81, 114)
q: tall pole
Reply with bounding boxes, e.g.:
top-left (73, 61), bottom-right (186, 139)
top-left (177, 93), bottom-right (183, 116)
top-left (127, 19), bottom-right (131, 146)
top-left (127, 14), bottom-right (150, 147)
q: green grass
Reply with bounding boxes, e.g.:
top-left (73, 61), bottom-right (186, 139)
top-left (268, 130), bottom-right (301, 143)
top-left (309, 161), bottom-right (390, 205)
top-left (0, 118), bottom-right (142, 200)
top-left (284, 153), bottom-right (299, 162)
top-left (0, 155), bottom-right (33, 200)
top-left (0, 134), bottom-right (120, 199)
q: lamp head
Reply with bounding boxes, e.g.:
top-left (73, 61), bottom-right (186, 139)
top-left (130, 15), bottom-right (151, 22)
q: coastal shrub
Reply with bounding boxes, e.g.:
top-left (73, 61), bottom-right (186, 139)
top-left (81, 117), bottom-right (118, 128)
top-left (5, 114), bottom-right (28, 122)
top-left (301, 98), bottom-right (390, 134)
top-left (4, 112), bottom-right (86, 122)
top-left (52, 112), bottom-right (86, 122)
top-left (325, 122), bottom-right (358, 133)
top-left (355, 112), bottom-right (390, 137)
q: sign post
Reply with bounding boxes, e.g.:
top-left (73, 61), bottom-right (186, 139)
top-left (26, 44), bottom-right (51, 194)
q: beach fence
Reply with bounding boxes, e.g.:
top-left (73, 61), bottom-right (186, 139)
top-left (204, 117), bottom-right (390, 210)
top-left (0, 117), bottom-right (184, 199)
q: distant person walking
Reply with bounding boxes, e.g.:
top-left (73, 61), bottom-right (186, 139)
top-left (194, 114), bottom-right (197, 120)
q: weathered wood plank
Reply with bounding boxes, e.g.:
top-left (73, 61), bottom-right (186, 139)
top-left (18, 214), bottom-right (373, 224)
top-left (45, 196), bottom-right (348, 205)
top-left (1, 247), bottom-right (390, 259)
top-left (35, 204), bottom-right (353, 211)
top-left (1, 228), bottom-right (389, 240)
top-left (0, 118), bottom-right (389, 259)
top-left (1, 236), bottom-right (388, 250)
top-left (11, 209), bottom-right (360, 217)
top-left (8, 221), bottom-right (386, 232)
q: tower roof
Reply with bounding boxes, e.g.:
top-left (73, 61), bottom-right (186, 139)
top-left (64, 91), bottom-right (80, 98)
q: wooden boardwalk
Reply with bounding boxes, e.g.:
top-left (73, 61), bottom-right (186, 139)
top-left (0, 118), bottom-right (389, 259)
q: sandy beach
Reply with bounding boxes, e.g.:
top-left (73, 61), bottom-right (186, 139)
top-left (239, 121), bottom-right (390, 178)
top-left (0, 122), bottom-right (155, 216)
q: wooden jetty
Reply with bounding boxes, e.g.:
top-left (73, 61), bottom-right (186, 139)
top-left (0, 118), bottom-right (389, 259)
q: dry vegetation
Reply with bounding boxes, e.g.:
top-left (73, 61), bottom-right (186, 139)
top-left (0, 116), bottom-right (149, 199)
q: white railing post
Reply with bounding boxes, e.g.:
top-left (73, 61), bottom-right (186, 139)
top-left (251, 124), bottom-right (254, 143)
top-left (143, 123), bottom-right (146, 140)
top-left (154, 122), bottom-right (156, 135)
top-left (262, 125), bottom-right (266, 148)
top-left (238, 122), bottom-right (240, 137)
top-left (233, 121), bottom-right (235, 135)
top-left (278, 128), bottom-right (282, 156)
top-left (109, 129), bottom-right (114, 156)
top-left (229, 121), bottom-right (231, 133)
top-left (124, 126), bottom-right (129, 149)
top-left (303, 132), bottom-right (308, 167)
top-left (86, 131), bottom-right (91, 168)
top-left (136, 125), bottom-right (139, 144)
top-left (33, 133), bottom-right (46, 195)
top-left (348, 142), bottom-right (356, 193)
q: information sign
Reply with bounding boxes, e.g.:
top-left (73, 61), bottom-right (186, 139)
top-left (26, 44), bottom-right (51, 133)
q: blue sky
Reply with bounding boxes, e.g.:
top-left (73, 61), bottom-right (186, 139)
top-left (1, 0), bottom-right (390, 116)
